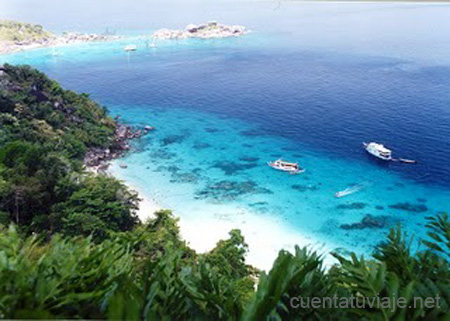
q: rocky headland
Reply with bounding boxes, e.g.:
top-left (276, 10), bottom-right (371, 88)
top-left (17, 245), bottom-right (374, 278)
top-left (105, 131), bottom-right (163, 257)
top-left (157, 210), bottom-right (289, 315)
top-left (153, 21), bottom-right (247, 40)
top-left (84, 120), bottom-right (155, 172)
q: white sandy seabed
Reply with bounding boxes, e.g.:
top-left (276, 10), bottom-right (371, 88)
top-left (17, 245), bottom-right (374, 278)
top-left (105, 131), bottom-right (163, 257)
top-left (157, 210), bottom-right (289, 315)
top-left (115, 171), bottom-right (338, 271)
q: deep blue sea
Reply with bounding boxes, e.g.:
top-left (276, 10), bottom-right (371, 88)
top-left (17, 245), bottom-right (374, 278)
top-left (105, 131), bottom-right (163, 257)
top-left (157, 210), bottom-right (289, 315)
top-left (2, 1), bottom-right (450, 268)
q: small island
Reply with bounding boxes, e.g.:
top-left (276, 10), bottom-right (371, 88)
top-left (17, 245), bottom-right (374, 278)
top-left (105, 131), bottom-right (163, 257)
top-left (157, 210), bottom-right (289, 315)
top-left (0, 20), bottom-right (120, 54)
top-left (153, 21), bottom-right (247, 40)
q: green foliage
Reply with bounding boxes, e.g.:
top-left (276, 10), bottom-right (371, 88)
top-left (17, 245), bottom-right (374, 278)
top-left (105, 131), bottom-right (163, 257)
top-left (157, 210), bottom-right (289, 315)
top-left (243, 246), bottom-right (327, 321)
top-left (0, 225), bottom-right (134, 319)
top-left (0, 214), bottom-right (449, 320)
top-left (51, 176), bottom-right (140, 240)
top-left (0, 20), bottom-right (53, 42)
top-left (0, 65), bottom-right (448, 320)
top-left (205, 229), bottom-right (252, 279)
top-left (0, 65), bottom-right (136, 237)
top-left (424, 213), bottom-right (450, 261)
top-left (332, 214), bottom-right (450, 321)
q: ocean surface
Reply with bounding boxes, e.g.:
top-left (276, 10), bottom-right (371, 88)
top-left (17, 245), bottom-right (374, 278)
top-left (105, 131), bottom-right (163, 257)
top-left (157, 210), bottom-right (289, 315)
top-left (2, 2), bottom-right (450, 268)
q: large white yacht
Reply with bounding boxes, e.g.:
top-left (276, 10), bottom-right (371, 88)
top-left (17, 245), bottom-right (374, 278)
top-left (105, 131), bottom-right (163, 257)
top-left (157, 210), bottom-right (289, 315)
top-left (363, 142), bottom-right (392, 161)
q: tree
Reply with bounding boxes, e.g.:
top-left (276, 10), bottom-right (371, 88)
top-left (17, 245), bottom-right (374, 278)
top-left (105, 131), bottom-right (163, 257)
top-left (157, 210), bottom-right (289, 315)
top-left (51, 176), bottom-right (140, 240)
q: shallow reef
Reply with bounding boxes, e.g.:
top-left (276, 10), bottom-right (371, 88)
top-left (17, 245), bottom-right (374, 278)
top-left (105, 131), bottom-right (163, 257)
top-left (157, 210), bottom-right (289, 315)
top-left (291, 184), bottom-right (318, 192)
top-left (193, 142), bottom-right (211, 150)
top-left (247, 201), bottom-right (270, 214)
top-left (195, 180), bottom-right (273, 202)
top-left (204, 127), bottom-right (220, 133)
top-left (239, 156), bottom-right (260, 162)
top-left (212, 161), bottom-right (258, 175)
top-left (149, 149), bottom-right (177, 160)
top-left (160, 135), bottom-right (185, 146)
top-left (389, 202), bottom-right (428, 213)
top-left (240, 130), bottom-right (261, 137)
top-left (170, 171), bottom-right (199, 184)
top-left (154, 164), bottom-right (180, 172)
top-left (248, 201), bottom-right (268, 207)
top-left (336, 202), bottom-right (367, 210)
top-left (340, 214), bottom-right (387, 230)
top-left (318, 218), bottom-right (340, 234)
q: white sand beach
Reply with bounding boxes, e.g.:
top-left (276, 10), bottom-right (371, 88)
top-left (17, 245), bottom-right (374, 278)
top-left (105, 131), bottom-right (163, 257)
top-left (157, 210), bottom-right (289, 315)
top-left (178, 209), bottom-right (338, 271)
top-left (107, 161), bottom-right (338, 271)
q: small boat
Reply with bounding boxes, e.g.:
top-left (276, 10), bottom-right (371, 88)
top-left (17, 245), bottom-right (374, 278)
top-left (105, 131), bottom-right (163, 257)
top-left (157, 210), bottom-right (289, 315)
top-left (268, 159), bottom-right (304, 174)
top-left (335, 190), bottom-right (352, 198)
top-left (335, 184), bottom-right (364, 198)
top-left (124, 44), bottom-right (137, 51)
top-left (363, 142), bottom-right (392, 161)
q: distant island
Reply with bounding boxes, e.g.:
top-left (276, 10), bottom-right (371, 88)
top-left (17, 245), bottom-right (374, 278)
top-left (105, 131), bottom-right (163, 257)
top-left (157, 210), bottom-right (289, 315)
top-left (0, 20), bottom-right (120, 54)
top-left (0, 20), bottom-right (248, 54)
top-left (153, 21), bottom-right (247, 40)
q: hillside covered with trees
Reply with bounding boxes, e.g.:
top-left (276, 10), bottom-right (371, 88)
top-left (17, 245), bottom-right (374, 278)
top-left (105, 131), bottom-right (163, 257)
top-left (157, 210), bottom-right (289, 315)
top-left (0, 64), bottom-right (138, 238)
top-left (0, 65), bottom-right (449, 320)
top-left (0, 21), bottom-right (53, 42)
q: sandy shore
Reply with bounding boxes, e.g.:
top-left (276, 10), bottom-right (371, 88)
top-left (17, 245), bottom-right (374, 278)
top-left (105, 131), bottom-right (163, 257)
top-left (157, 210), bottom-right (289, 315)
top-left (113, 171), bottom-right (336, 270)
top-left (107, 163), bottom-right (337, 271)
top-left (131, 187), bottom-right (163, 222)
top-left (178, 208), bottom-right (337, 271)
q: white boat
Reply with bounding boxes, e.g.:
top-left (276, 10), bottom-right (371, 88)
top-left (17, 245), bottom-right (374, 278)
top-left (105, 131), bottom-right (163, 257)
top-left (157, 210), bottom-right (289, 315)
top-left (124, 44), bottom-right (137, 51)
top-left (268, 159), bottom-right (304, 174)
top-left (335, 185), bottom-right (361, 198)
top-left (363, 142), bottom-right (392, 161)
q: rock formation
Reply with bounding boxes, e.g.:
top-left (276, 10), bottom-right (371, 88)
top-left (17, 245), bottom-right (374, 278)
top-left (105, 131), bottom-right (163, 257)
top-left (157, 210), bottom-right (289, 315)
top-left (153, 21), bottom-right (247, 40)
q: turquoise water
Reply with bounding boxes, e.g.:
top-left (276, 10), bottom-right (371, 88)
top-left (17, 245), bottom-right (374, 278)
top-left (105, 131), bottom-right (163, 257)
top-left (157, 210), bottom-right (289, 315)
top-left (2, 2), bottom-right (450, 266)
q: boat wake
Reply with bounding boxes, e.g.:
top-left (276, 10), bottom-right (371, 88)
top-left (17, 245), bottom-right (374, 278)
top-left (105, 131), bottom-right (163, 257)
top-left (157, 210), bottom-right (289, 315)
top-left (335, 182), bottom-right (371, 198)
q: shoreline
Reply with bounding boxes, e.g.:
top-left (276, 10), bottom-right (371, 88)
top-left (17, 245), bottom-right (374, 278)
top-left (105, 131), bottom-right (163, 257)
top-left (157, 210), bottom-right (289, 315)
top-left (99, 163), bottom-right (163, 223)
top-left (0, 35), bottom-right (123, 55)
top-left (177, 207), bottom-right (339, 271)
top-left (107, 161), bottom-right (338, 271)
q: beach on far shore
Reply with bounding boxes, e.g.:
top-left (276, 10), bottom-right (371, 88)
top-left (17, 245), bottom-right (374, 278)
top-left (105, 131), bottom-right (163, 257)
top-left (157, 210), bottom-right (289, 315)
top-left (0, 33), bottom-right (122, 55)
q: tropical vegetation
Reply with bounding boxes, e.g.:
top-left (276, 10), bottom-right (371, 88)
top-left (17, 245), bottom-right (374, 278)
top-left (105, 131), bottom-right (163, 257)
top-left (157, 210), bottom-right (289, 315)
top-left (0, 20), bottom-right (53, 42)
top-left (0, 64), bottom-right (138, 238)
top-left (0, 65), bottom-right (448, 320)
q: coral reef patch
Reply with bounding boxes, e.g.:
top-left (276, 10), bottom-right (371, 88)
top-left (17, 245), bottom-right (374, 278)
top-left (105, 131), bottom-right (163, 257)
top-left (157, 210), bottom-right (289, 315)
top-left (291, 184), bottom-right (318, 192)
top-left (389, 202), bottom-right (428, 213)
top-left (212, 161), bottom-right (258, 175)
top-left (340, 214), bottom-right (387, 230)
top-left (195, 180), bottom-right (272, 202)
top-left (161, 135), bottom-right (185, 146)
top-left (239, 156), bottom-right (260, 162)
top-left (193, 142), bottom-right (211, 150)
top-left (336, 202), bottom-right (367, 210)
